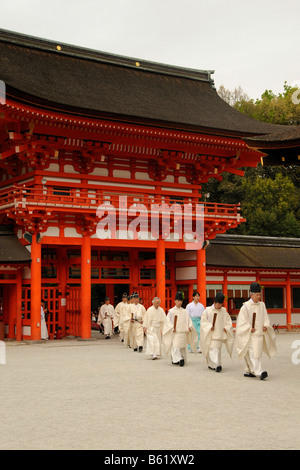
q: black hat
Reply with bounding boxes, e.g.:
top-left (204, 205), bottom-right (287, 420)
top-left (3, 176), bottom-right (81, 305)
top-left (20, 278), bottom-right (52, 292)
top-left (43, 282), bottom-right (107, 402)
top-left (175, 291), bottom-right (183, 301)
top-left (250, 282), bottom-right (261, 293)
top-left (133, 292), bottom-right (139, 298)
top-left (215, 292), bottom-right (225, 304)
top-left (122, 293), bottom-right (128, 298)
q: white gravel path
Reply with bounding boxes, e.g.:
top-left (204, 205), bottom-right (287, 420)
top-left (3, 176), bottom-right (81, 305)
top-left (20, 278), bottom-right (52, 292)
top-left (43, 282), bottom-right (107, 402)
top-left (1, 331), bottom-right (299, 450)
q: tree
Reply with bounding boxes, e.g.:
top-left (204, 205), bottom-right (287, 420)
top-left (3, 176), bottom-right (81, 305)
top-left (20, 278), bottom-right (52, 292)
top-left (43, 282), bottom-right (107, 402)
top-left (238, 172), bottom-right (300, 237)
top-left (204, 83), bottom-right (300, 237)
top-left (218, 85), bottom-right (249, 107)
top-left (233, 81), bottom-right (300, 125)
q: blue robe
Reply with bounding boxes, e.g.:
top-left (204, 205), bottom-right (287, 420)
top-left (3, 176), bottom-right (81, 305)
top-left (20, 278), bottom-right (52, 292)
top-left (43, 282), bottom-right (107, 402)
top-left (188, 317), bottom-right (201, 350)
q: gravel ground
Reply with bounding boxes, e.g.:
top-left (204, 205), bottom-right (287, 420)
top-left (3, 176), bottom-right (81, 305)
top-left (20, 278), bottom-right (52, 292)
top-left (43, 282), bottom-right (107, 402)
top-left (0, 331), bottom-right (299, 451)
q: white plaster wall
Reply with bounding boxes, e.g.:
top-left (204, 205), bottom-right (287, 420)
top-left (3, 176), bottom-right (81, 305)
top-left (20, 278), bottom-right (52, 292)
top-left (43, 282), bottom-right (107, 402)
top-left (64, 227), bottom-right (82, 238)
top-left (42, 227), bottom-right (59, 237)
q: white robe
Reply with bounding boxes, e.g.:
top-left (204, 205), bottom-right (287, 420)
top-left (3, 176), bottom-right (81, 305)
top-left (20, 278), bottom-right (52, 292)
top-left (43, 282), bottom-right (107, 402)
top-left (200, 305), bottom-right (234, 367)
top-left (162, 307), bottom-right (198, 363)
top-left (143, 305), bottom-right (169, 357)
top-left (236, 300), bottom-right (277, 359)
top-left (115, 301), bottom-right (128, 340)
top-left (98, 304), bottom-right (115, 336)
top-left (41, 306), bottom-right (49, 340)
top-left (128, 303), bottom-right (146, 349)
top-left (236, 299), bottom-right (276, 375)
top-left (121, 303), bottom-right (133, 346)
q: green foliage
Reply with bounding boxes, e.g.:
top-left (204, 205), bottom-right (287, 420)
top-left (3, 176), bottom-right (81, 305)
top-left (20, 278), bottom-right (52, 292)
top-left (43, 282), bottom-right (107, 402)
top-left (201, 167), bottom-right (300, 238)
top-left (239, 172), bottom-right (300, 237)
top-left (205, 83), bottom-right (300, 237)
top-left (234, 81), bottom-right (300, 125)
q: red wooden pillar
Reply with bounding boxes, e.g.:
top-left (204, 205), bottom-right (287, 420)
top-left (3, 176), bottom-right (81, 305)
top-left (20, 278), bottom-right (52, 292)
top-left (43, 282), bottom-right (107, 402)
top-left (16, 269), bottom-right (23, 341)
top-left (286, 272), bottom-right (292, 326)
top-left (197, 248), bottom-right (206, 308)
top-left (130, 249), bottom-right (139, 292)
top-left (156, 238), bottom-right (166, 310)
top-left (188, 283), bottom-right (194, 303)
top-left (106, 284), bottom-right (114, 302)
top-left (58, 247), bottom-right (67, 336)
top-left (31, 234), bottom-right (42, 340)
top-left (2, 286), bottom-right (9, 331)
top-left (8, 284), bottom-right (16, 339)
top-left (80, 234), bottom-right (91, 339)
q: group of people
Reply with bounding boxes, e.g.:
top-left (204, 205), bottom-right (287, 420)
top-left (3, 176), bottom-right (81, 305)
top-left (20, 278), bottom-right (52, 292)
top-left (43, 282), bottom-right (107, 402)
top-left (97, 282), bottom-right (277, 380)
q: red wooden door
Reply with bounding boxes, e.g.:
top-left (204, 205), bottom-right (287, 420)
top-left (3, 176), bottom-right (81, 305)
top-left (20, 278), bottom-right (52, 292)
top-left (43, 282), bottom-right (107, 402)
top-left (66, 286), bottom-right (81, 336)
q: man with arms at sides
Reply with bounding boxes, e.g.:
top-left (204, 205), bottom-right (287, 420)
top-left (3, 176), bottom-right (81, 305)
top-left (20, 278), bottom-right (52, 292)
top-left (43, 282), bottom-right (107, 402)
top-left (236, 282), bottom-right (276, 380)
top-left (143, 297), bottom-right (171, 360)
top-left (163, 291), bottom-right (198, 367)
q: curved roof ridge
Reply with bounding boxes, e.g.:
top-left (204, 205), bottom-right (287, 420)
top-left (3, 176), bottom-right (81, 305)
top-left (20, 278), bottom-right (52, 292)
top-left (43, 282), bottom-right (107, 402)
top-left (0, 28), bottom-right (287, 137)
top-left (0, 28), bottom-right (215, 84)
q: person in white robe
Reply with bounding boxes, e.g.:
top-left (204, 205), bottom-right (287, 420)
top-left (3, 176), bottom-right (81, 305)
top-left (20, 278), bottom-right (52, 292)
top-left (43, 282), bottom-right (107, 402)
top-left (114, 293), bottom-right (128, 342)
top-left (121, 295), bottom-right (134, 347)
top-left (200, 292), bottom-right (234, 372)
top-left (186, 291), bottom-right (204, 353)
top-left (98, 297), bottom-right (115, 339)
top-left (128, 293), bottom-right (146, 352)
top-left (143, 297), bottom-right (170, 359)
top-left (41, 300), bottom-right (49, 340)
top-left (236, 282), bottom-right (276, 380)
top-left (162, 291), bottom-right (198, 366)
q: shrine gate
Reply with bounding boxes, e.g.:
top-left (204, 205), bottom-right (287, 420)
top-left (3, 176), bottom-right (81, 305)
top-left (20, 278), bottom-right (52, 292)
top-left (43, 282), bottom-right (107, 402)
top-left (0, 29), bottom-right (298, 340)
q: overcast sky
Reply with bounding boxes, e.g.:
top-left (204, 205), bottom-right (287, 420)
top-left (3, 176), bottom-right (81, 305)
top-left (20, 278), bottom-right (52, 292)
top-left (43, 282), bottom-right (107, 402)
top-left (1, 0), bottom-right (299, 100)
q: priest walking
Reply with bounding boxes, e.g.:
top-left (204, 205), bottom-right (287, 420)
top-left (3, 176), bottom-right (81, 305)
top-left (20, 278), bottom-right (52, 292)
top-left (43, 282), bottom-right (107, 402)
top-left (200, 291), bottom-right (233, 372)
top-left (143, 297), bottom-right (171, 360)
top-left (128, 292), bottom-right (146, 352)
top-left (163, 291), bottom-right (198, 366)
top-left (98, 297), bottom-right (115, 339)
top-left (114, 293), bottom-right (129, 342)
top-left (235, 282), bottom-right (276, 380)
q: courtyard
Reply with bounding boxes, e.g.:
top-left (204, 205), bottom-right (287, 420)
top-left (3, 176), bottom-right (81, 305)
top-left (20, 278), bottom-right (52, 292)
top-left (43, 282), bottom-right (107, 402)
top-left (0, 331), bottom-right (299, 451)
